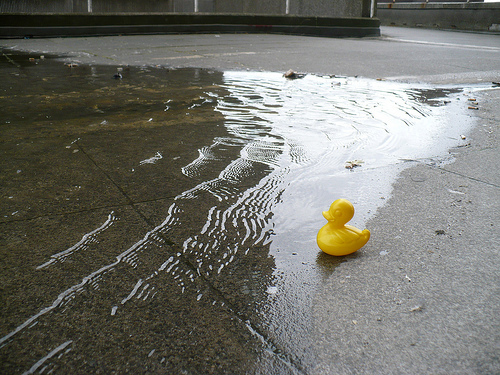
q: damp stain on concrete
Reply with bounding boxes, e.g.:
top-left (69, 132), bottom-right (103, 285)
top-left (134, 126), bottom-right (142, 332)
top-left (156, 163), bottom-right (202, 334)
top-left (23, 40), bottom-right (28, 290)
top-left (0, 50), bottom-right (476, 374)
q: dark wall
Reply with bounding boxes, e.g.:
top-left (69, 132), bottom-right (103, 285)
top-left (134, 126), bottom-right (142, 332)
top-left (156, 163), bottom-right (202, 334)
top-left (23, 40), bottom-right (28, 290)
top-left (0, 0), bottom-right (370, 17)
top-left (0, 0), bottom-right (88, 13)
top-left (92, 0), bottom-right (174, 12)
top-left (213, 0), bottom-right (284, 14)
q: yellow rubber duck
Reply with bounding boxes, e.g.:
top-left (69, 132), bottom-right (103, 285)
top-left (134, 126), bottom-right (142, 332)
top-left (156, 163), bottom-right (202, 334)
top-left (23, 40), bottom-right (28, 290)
top-left (317, 199), bottom-right (370, 256)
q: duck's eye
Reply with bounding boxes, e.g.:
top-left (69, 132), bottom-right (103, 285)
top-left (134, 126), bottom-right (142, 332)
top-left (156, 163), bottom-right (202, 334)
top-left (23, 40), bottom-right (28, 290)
top-left (335, 209), bottom-right (342, 217)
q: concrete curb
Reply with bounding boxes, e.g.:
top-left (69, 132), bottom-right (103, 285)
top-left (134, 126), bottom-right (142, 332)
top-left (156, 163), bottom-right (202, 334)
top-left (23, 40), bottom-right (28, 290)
top-left (377, 2), bottom-right (500, 32)
top-left (0, 13), bottom-right (380, 38)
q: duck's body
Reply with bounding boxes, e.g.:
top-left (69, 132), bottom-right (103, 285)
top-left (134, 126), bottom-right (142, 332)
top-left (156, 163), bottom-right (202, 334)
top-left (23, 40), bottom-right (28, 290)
top-left (317, 223), bottom-right (370, 256)
top-left (317, 199), bottom-right (370, 256)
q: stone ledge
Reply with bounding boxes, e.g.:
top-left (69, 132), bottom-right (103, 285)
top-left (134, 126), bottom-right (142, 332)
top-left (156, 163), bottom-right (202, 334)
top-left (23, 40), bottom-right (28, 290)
top-left (0, 13), bottom-right (380, 38)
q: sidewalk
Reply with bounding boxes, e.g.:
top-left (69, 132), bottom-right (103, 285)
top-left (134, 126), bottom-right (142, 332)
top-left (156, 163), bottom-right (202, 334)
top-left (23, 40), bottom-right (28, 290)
top-left (313, 87), bottom-right (500, 374)
top-left (1, 27), bottom-right (499, 374)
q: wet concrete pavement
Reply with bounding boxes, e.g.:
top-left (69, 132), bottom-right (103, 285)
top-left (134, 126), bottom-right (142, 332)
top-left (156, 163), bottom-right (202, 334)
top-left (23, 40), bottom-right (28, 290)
top-left (1, 27), bottom-right (499, 374)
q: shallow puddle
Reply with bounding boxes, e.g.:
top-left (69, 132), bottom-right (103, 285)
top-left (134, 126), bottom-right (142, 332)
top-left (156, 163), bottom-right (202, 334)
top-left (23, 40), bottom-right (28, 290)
top-left (0, 50), bottom-right (477, 373)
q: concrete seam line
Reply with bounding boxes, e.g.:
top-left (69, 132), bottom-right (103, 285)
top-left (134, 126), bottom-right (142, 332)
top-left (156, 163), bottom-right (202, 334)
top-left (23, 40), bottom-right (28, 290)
top-left (383, 37), bottom-right (500, 52)
top-left (438, 167), bottom-right (500, 189)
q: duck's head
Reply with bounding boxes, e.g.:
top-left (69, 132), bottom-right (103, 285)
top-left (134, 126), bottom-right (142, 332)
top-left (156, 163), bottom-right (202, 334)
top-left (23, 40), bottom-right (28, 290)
top-left (322, 199), bottom-right (355, 227)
